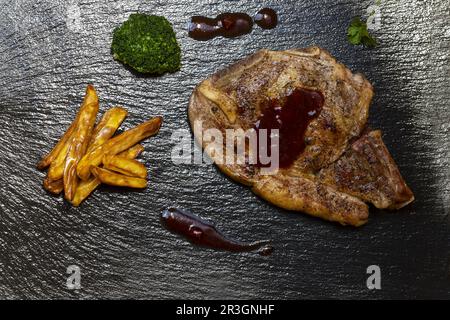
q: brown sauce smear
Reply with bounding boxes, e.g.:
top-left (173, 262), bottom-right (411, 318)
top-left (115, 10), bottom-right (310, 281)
top-left (188, 9), bottom-right (278, 40)
top-left (161, 208), bottom-right (273, 255)
top-left (255, 88), bottom-right (324, 169)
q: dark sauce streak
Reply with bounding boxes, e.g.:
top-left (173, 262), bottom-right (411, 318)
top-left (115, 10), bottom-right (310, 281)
top-left (188, 9), bottom-right (277, 40)
top-left (255, 88), bottom-right (324, 169)
top-left (161, 208), bottom-right (273, 255)
top-left (188, 16), bottom-right (219, 41)
top-left (254, 8), bottom-right (278, 29)
top-left (189, 13), bottom-right (253, 41)
top-left (218, 13), bottom-right (254, 38)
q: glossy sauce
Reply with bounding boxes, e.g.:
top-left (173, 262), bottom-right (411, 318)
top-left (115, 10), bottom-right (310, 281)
top-left (161, 208), bottom-right (273, 255)
top-left (189, 13), bottom-right (253, 41)
top-left (255, 88), bottom-right (324, 168)
top-left (188, 9), bottom-right (278, 40)
top-left (254, 8), bottom-right (278, 29)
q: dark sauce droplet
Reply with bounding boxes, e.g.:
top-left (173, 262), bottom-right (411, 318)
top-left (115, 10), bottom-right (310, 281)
top-left (188, 8), bottom-right (277, 40)
top-left (188, 16), bottom-right (219, 41)
top-left (254, 8), bottom-right (278, 29)
top-left (161, 208), bottom-right (273, 255)
top-left (255, 88), bottom-right (324, 169)
top-left (188, 13), bottom-right (253, 41)
top-left (217, 13), bottom-right (253, 38)
top-left (189, 225), bottom-right (203, 239)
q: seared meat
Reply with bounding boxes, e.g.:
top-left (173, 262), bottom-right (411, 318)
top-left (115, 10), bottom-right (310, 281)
top-left (318, 130), bottom-right (414, 210)
top-left (188, 47), bottom-right (414, 226)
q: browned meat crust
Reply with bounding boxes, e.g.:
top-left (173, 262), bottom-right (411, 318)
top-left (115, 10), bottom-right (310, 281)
top-left (253, 174), bottom-right (369, 226)
top-left (188, 47), bottom-right (414, 226)
top-left (318, 130), bottom-right (415, 210)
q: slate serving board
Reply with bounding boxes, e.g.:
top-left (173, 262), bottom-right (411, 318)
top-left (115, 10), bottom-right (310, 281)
top-left (0, 0), bottom-right (449, 299)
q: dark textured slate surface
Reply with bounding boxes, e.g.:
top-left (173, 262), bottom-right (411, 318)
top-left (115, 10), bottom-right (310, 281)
top-left (0, 0), bottom-right (449, 299)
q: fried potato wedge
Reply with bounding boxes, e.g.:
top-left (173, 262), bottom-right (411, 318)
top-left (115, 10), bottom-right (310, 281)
top-left (71, 144), bottom-right (144, 207)
top-left (91, 166), bottom-right (147, 189)
top-left (46, 85), bottom-right (100, 180)
top-left (77, 116), bottom-right (162, 181)
top-left (103, 155), bottom-right (147, 179)
top-left (37, 121), bottom-right (76, 170)
top-left (37, 85), bottom-right (99, 170)
top-left (63, 85), bottom-right (99, 201)
top-left (118, 144), bottom-right (144, 158)
top-left (86, 107), bottom-right (128, 153)
top-left (47, 138), bottom-right (72, 181)
top-left (43, 176), bottom-right (64, 195)
top-left (71, 177), bottom-right (101, 207)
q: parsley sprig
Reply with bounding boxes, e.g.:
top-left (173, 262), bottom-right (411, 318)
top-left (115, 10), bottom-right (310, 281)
top-left (347, 17), bottom-right (377, 48)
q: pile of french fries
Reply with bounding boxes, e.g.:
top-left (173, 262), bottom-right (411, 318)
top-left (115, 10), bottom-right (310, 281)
top-left (37, 85), bottom-right (162, 206)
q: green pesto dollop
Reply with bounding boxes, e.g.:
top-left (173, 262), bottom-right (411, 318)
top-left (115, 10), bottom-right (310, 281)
top-left (111, 13), bottom-right (181, 74)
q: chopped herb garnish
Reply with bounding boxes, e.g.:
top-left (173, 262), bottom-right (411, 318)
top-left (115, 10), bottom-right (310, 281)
top-left (347, 17), bottom-right (377, 48)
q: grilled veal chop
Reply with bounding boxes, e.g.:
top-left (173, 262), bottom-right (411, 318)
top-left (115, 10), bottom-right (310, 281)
top-left (188, 47), bottom-right (414, 226)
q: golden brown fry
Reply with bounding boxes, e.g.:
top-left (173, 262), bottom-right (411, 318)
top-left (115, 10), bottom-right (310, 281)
top-left (86, 107), bottom-right (128, 153)
top-left (71, 177), bottom-right (101, 207)
top-left (103, 155), bottom-right (147, 179)
top-left (118, 144), bottom-right (144, 158)
top-left (47, 138), bottom-right (72, 181)
top-left (37, 85), bottom-right (99, 170)
top-left (91, 166), bottom-right (147, 189)
top-left (37, 119), bottom-right (75, 171)
top-left (37, 122), bottom-right (75, 170)
top-left (63, 85), bottom-right (99, 201)
top-left (43, 176), bottom-right (64, 195)
top-left (77, 116), bottom-right (162, 181)
top-left (71, 145), bottom-right (143, 207)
